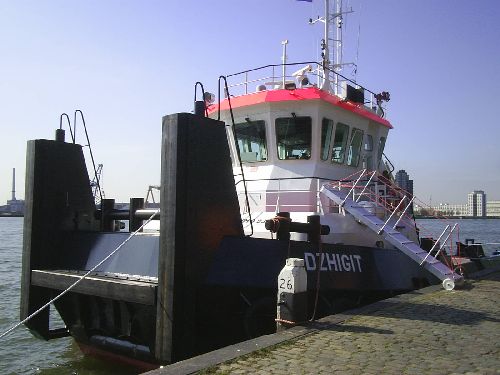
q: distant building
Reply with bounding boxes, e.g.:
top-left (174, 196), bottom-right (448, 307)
top-left (415, 189), bottom-right (496, 218)
top-left (468, 190), bottom-right (486, 217)
top-left (432, 203), bottom-right (468, 217)
top-left (487, 200), bottom-right (500, 217)
top-left (395, 169), bottom-right (413, 196)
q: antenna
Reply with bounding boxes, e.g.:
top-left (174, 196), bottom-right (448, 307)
top-left (281, 40), bottom-right (289, 88)
top-left (354, 1), bottom-right (362, 80)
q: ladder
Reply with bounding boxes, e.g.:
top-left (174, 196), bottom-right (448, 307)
top-left (321, 184), bottom-right (464, 290)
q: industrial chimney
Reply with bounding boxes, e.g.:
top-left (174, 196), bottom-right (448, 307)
top-left (12, 168), bottom-right (16, 201)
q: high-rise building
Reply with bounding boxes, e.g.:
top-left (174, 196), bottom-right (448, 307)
top-left (394, 169), bottom-right (413, 196)
top-left (467, 190), bottom-right (486, 217)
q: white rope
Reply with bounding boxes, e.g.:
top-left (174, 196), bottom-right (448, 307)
top-left (0, 209), bottom-right (160, 339)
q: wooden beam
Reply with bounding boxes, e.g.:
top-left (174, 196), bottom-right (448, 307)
top-left (31, 270), bottom-right (157, 306)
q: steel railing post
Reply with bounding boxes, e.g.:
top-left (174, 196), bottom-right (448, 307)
top-left (420, 225), bottom-right (450, 265)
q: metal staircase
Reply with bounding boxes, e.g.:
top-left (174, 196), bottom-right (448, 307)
top-left (321, 177), bottom-right (464, 290)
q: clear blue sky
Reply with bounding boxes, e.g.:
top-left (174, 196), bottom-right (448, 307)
top-left (1, 0), bottom-right (499, 206)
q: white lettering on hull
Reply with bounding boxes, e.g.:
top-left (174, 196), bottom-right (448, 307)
top-left (304, 252), bottom-right (363, 273)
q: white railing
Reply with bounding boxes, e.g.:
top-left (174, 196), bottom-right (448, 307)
top-left (235, 177), bottom-right (340, 214)
top-left (221, 62), bottom-right (386, 115)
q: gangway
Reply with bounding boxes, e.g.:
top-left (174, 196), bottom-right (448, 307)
top-left (321, 180), bottom-right (464, 290)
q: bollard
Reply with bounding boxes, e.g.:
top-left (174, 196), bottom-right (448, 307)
top-left (100, 199), bottom-right (115, 232)
top-left (129, 197), bottom-right (145, 232)
top-left (276, 258), bottom-right (307, 331)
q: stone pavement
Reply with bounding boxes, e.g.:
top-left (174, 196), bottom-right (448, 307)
top-left (146, 269), bottom-right (500, 375)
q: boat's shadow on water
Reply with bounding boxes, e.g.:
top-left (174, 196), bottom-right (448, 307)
top-left (37, 359), bottom-right (140, 375)
top-left (34, 340), bottom-right (140, 375)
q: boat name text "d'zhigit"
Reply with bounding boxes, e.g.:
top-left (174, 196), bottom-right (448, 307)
top-left (304, 252), bottom-right (363, 273)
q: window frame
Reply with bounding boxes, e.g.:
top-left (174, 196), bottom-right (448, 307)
top-left (346, 127), bottom-right (364, 167)
top-left (320, 118), bottom-right (334, 161)
top-left (331, 122), bottom-right (350, 164)
top-left (234, 119), bottom-right (268, 163)
top-left (378, 136), bottom-right (387, 165)
top-left (275, 116), bottom-right (312, 160)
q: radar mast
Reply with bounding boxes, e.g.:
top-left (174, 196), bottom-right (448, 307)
top-left (310, 0), bottom-right (355, 95)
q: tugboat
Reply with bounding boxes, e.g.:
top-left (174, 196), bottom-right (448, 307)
top-left (19, 0), bottom-right (463, 369)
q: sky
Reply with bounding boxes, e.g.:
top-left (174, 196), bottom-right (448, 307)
top-left (0, 0), bottom-right (499, 206)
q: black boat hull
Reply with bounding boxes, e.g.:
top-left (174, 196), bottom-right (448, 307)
top-left (20, 113), bottom-right (437, 368)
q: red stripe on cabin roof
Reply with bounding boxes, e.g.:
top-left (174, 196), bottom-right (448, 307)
top-left (207, 86), bottom-right (393, 129)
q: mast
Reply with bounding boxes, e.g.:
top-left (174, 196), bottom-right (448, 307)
top-left (322, 0), bottom-right (331, 91)
top-left (311, 0), bottom-right (354, 95)
top-left (333, 0), bottom-right (342, 93)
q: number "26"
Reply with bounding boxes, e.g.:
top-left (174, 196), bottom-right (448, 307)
top-left (279, 278), bottom-right (293, 290)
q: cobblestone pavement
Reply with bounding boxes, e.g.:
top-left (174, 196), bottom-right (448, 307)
top-left (205, 272), bottom-right (500, 375)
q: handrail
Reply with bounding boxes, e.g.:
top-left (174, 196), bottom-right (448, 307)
top-left (377, 196), bottom-right (406, 235)
top-left (420, 225), bottom-right (450, 266)
top-left (194, 81), bottom-right (208, 117)
top-left (219, 75), bottom-right (253, 237)
top-left (234, 175), bottom-right (341, 186)
top-left (225, 61), bottom-right (379, 97)
top-left (355, 171), bottom-right (377, 202)
top-left (433, 223), bottom-right (458, 260)
top-left (382, 152), bottom-right (395, 173)
top-left (59, 113), bottom-right (74, 143)
top-left (393, 196), bottom-right (415, 229)
top-left (74, 110), bottom-right (103, 205)
top-left (340, 169), bottom-right (366, 207)
top-left (218, 61), bottom-right (386, 112)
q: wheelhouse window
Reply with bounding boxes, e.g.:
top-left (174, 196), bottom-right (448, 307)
top-left (321, 118), bottom-right (334, 161)
top-left (331, 122), bottom-right (349, 164)
top-left (234, 120), bottom-right (267, 162)
top-left (276, 116), bottom-right (311, 160)
top-left (346, 128), bottom-right (364, 167)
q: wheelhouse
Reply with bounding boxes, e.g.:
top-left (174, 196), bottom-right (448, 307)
top-left (206, 63), bottom-right (394, 240)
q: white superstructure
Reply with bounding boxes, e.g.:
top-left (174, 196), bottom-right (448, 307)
top-left (207, 1), bottom-right (409, 247)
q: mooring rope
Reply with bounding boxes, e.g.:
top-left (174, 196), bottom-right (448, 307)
top-left (0, 209), bottom-right (160, 340)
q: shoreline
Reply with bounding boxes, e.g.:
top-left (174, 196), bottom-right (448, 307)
top-left (415, 216), bottom-right (500, 219)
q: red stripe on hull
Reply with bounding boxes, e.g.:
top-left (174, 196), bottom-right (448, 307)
top-left (77, 341), bottom-right (159, 372)
top-left (207, 87), bottom-right (393, 128)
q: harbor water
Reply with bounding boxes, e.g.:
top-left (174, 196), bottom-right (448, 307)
top-left (0, 217), bottom-right (137, 375)
top-left (0, 217), bottom-right (499, 374)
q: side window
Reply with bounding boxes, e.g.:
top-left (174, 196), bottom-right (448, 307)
top-left (276, 116), bottom-right (312, 160)
top-left (346, 128), bottom-right (364, 167)
top-left (331, 122), bottom-right (349, 164)
top-left (321, 118), bottom-right (334, 161)
top-left (378, 136), bottom-right (386, 164)
top-left (364, 134), bottom-right (373, 151)
top-left (234, 120), bottom-right (267, 162)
